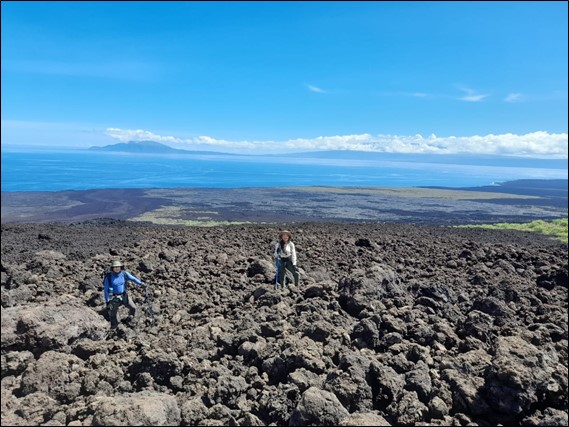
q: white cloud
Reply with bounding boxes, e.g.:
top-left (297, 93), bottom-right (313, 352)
top-left (105, 128), bottom-right (183, 144)
top-left (505, 93), bottom-right (523, 103)
top-left (192, 135), bottom-right (257, 150)
top-left (306, 84), bottom-right (326, 93)
top-left (460, 94), bottom-right (488, 102)
top-left (456, 86), bottom-right (489, 102)
top-left (104, 128), bottom-right (568, 158)
top-left (105, 128), bottom-right (259, 150)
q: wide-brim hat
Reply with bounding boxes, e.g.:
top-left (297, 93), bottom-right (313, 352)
top-left (111, 260), bottom-right (124, 268)
top-left (279, 230), bottom-right (292, 239)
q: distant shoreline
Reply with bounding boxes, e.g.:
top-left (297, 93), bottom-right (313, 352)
top-left (1, 178), bottom-right (566, 194)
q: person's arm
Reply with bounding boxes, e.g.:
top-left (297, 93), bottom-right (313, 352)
top-left (291, 243), bottom-right (297, 265)
top-left (125, 271), bottom-right (144, 286)
top-left (103, 275), bottom-right (110, 303)
top-left (274, 243), bottom-right (280, 258)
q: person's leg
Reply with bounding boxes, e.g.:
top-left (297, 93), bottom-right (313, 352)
top-left (108, 300), bottom-right (120, 329)
top-left (278, 259), bottom-right (285, 288)
top-left (275, 259), bottom-right (280, 289)
top-left (125, 294), bottom-right (137, 317)
top-left (287, 262), bottom-right (299, 286)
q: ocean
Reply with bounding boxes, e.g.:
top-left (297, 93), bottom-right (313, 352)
top-left (1, 150), bottom-right (567, 192)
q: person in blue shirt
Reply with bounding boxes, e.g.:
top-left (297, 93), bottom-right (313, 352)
top-left (103, 260), bottom-right (145, 329)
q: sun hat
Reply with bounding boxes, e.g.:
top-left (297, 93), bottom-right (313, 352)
top-left (279, 230), bottom-right (292, 239)
top-left (111, 260), bottom-right (123, 268)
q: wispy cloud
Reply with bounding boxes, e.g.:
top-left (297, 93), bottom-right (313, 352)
top-left (306, 84), bottom-right (327, 94)
top-left (456, 86), bottom-right (489, 102)
top-left (104, 128), bottom-right (568, 159)
top-left (382, 88), bottom-right (492, 101)
top-left (505, 92), bottom-right (523, 103)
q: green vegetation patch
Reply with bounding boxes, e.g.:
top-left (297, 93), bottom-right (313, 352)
top-left (457, 218), bottom-right (568, 243)
top-left (284, 186), bottom-right (539, 200)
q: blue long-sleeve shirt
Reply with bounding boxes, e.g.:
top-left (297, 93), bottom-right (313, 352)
top-left (103, 270), bottom-right (143, 303)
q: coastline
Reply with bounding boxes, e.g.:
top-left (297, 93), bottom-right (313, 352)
top-left (1, 179), bottom-right (566, 225)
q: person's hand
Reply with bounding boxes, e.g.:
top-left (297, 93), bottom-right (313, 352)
top-left (140, 282), bottom-right (146, 287)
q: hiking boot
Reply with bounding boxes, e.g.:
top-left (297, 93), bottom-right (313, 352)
top-left (105, 327), bottom-right (119, 340)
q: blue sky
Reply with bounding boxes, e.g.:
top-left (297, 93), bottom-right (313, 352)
top-left (1, 1), bottom-right (568, 157)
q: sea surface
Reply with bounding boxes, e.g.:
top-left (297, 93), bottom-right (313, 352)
top-left (1, 150), bottom-right (567, 192)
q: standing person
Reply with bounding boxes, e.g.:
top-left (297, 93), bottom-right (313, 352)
top-left (274, 230), bottom-right (299, 288)
top-left (103, 260), bottom-right (145, 329)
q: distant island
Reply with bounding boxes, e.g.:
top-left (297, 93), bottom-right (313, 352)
top-left (87, 141), bottom-right (568, 170)
top-left (88, 140), bottom-right (235, 156)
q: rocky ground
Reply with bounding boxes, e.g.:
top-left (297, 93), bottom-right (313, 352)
top-left (1, 220), bottom-right (567, 426)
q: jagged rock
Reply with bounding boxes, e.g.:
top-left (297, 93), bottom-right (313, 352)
top-left (90, 391), bottom-right (181, 426)
top-left (1, 222), bottom-right (566, 426)
top-left (289, 386), bottom-right (349, 426)
top-left (1, 297), bottom-right (108, 356)
top-left (19, 351), bottom-right (84, 403)
top-left (338, 412), bottom-right (391, 426)
top-left (338, 264), bottom-right (404, 317)
top-left (483, 336), bottom-right (568, 419)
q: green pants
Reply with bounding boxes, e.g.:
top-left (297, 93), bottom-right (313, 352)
top-left (278, 258), bottom-right (299, 287)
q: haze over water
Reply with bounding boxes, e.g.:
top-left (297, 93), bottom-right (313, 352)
top-left (2, 151), bottom-right (567, 192)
